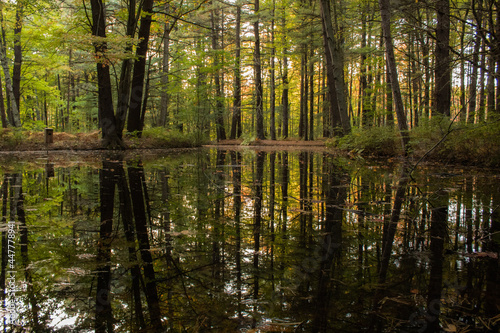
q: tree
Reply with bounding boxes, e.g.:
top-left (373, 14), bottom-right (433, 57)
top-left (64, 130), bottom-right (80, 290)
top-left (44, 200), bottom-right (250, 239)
top-left (12, 0), bottom-right (23, 124)
top-left (115, 0), bottom-right (137, 137)
top-left (269, 0), bottom-right (277, 140)
top-left (319, 0), bottom-right (350, 136)
top-left (211, 2), bottom-right (226, 141)
top-left (379, 0), bottom-right (410, 155)
top-left (0, 6), bottom-right (20, 127)
top-left (254, 0), bottom-right (265, 140)
top-left (434, 0), bottom-right (451, 117)
top-left (281, 2), bottom-right (289, 138)
top-left (127, 0), bottom-right (155, 137)
top-left (230, 3), bottom-right (242, 139)
top-left (90, 0), bottom-right (124, 148)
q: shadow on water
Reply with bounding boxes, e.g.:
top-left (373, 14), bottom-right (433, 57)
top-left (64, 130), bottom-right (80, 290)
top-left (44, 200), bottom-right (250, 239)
top-left (0, 148), bottom-right (499, 332)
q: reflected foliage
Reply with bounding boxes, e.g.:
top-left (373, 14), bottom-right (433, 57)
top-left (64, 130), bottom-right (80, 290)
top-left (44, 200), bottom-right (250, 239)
top-left (0, 150), bottom-right (499, 332)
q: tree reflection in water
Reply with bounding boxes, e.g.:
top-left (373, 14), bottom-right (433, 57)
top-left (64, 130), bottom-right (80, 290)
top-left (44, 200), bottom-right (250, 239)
top-left (0, 149), bottom-right (498, 332)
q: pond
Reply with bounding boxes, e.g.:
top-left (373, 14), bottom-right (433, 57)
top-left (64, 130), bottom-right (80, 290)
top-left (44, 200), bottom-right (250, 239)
top-left (1, 148), bottom-right (499, 332)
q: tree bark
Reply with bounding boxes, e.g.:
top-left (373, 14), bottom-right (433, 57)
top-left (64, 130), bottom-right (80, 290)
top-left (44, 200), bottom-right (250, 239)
top-left (379, 0), bottom-right (410, 155)
top-left (230, 5), bottom-right (242, 139)
top-left (319, 0), bottom-right (350, 136)
top-left (468, 33), bottom-right (481, 123)
top-left (116, 0), bottom-right (137, 137)
top-left (0, 8), bottom-right (21, 127)
top-left (159, 19), bottom-right (170, 128)
top-left (0, 74), bottom-right (7, 128)
top-left (211, 6), bottom-right (226, 141)
top-left (254, 0), bottom-right (265, 139)
top-left (127, 0), bottom-right (155, 137)
top-left (90, 0), bottom-right (123, 148)
top-left (434, 0), bottom-right (451, 117)
top-left (12, 1), bottom-right (23, 119)
top-left (270, 0), bottom-right (277, 140)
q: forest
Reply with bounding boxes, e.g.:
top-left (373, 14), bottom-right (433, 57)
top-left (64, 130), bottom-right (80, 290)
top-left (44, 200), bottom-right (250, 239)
top-left (0, 0), bottom-right (498, 154)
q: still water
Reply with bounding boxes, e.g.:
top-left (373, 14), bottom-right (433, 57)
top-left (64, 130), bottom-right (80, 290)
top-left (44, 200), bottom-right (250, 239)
top-left (1, 148), bottom-right (499, 332)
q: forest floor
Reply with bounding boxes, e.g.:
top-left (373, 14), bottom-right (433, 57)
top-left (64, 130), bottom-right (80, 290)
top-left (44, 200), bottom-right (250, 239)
top-left (0, 130), bottom-right (331, 152)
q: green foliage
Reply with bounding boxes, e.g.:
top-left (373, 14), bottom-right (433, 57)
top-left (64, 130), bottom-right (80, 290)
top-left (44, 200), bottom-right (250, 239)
top-left (431, 120), bottom-right (500, 167)
top-left (332, 126), bottom-right (401, 156)
top-left (0, 128), bottom-right (25, 148)
top-left (140, 127), bottom-right (207, 148)
top-left (240, 132), bottom-right (257, 145)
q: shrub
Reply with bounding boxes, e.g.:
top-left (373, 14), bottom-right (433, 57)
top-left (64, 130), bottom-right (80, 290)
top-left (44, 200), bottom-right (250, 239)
top-left (333, 126), bottom-right (401, 156)
top-left (140, 128), bottom-right (206, 148)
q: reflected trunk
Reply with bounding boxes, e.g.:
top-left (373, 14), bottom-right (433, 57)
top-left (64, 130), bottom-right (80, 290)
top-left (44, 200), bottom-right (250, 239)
top-left (231, 151), bottom-right (243, 323)
top-left (253, 151), bottom-right (265, 299)
top-left (281, 152), bottom-right (289, 235)
top-left (128, 163), bottom-right (163, 330)
top-left (378, 167), bottom-right (409, 283)
top-left (96, 160), bottom-right (116, 333)
top-left (426, 193), bottom-right (449, 332)
top-left (311, 156), bottom-right (346, 331)
top-left (117, 163), bottom-right (146, 330)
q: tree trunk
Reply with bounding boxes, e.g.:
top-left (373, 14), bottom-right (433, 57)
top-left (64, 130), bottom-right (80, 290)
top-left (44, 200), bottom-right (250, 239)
top-left (254, 0), bottom-right (265, 139)
top-left (211, 6), bottom-right (226, 141)
top-left (0, 74), bottom-right (7, 128)
top-left (309, 47), bottom-right (314, 140)
top-left (468, 33), bottom-right (481, 123)
top-left (90, 0), bottom-right (123, 149)
top-left (434, 0), bottom-right (451, 117)
top-left (159, 20), bottom-right (170, 128)
top-left (281, 5), bottom-right (289, 139)
top-left (270, 0), bottom-right (277, 140)
top-left (12, 1), bottom-right (23, 119)
top-left (0, 9), bottom-right (21, 127)
top-left (230, 5), bottom-right (242, 139)
top-left (299, 52), bottom-right (307, 139)
top-left (116, 0), bottom-right (137, 137)
top-left (379, 0), bottom-right (410, 155)
top-left (127, 0), bottom-right (155, 137)
top-left (319, 0), bottom-right (350, 136)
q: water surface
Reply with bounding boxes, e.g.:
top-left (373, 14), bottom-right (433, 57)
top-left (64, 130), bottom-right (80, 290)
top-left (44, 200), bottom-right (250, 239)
top-left (1, 148), bottom-right (499, 332)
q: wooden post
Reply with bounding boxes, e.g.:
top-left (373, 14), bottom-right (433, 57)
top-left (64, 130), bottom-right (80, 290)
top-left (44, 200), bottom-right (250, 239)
top-left (45, 128), bottom-right (53, 144)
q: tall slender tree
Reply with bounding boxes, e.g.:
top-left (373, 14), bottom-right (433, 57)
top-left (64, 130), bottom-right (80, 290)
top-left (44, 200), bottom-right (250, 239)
top-left (319, 0), bottom-right (350, 136)
top-left (12, 0), bottom-right (23, 120)
top-left (127, 0), bottom-right (155, 137)
top-left (230, 3), bottom-right (242, 139)
top-left (254, 0), bottom-right (265, 139)
top-left (434, 0), bottom-right (451, 117)
top-left (379, 0), bottom-right (410, 155)
top-left (211, 2), bottom-right (226, 141)
top-left (90, 0), bottom-right (123, 148)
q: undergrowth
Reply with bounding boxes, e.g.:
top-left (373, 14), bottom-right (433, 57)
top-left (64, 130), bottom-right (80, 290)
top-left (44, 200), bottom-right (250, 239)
top-left (139, 128), bottom-right (206, 148)
top-left (328, 119), bottom-right (500, 167)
